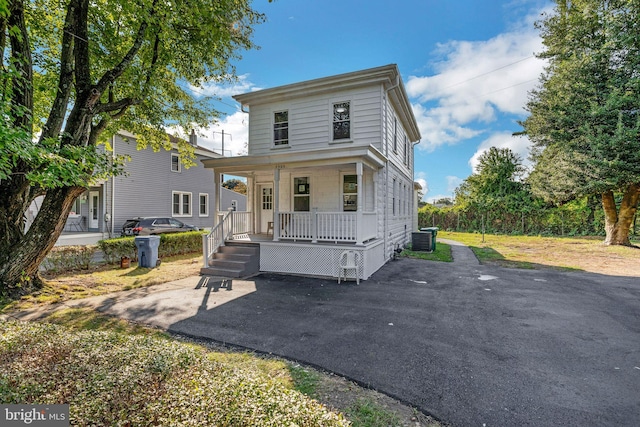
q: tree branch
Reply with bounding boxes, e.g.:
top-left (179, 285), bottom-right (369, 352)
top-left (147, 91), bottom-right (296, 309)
top-left (93, 97), bottom-right (140, 114)
top-left (40, 1), bottom-right (76, 141)
top-left (7, 0), bottom-right (33, 132)
top-left (94, 0), bottom-right (158, 95)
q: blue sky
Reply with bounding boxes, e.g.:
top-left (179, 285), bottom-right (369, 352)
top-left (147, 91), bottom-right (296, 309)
top-left (190, 0), bottom-right (552, 202)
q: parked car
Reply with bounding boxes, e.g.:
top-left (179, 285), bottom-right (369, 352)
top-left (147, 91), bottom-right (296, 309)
top-left (120, 217), bottom-right (200, 236)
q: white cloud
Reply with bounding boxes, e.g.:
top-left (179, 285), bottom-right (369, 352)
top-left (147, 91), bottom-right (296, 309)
top-left (446, 176), bottom-right (464, 194)
top-left (189, 74), bottom-right (260, 99)
top-left (196, 111), bottom-right (249, 156)
top-left (406, 11), bottom-right (546, 151)
top-left (468, 131), bottom-right (532, 173)
top-left (414, 171), bottom-right (428, 200)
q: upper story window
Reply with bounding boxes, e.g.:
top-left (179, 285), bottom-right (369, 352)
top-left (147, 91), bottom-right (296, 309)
top-left (171, 153), bottom-right (180, 172)
top-left (274, 110), bottom-right (289, 146)
top-left (333, 102), bottom-right (350, 140)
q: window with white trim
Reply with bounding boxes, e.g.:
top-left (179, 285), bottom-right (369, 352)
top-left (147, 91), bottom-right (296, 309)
top-left (333, 102), bottom-right (350, 140)
top-left (293, 177), bottom-right (310, 211)
top-left (274, 110), bottom-right (289, 146)
top-left (199, 193), bottom-right (209, 217)
top-left (404, 135), bottom-right (409, 165)
top-left (171, 154), bottom-right (180, 172)
top-left (172, 191), bottom-right (192, 216)
top-left (392, 178), bottom-right (397, 216)
top-left (393, 118), bottom-right (398, 153)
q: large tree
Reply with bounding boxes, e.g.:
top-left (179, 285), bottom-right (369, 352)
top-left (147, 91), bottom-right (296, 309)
top-left (454, 147), bottom-right (531, 236)
top-left (522, 0), bottom-right (640, 245)
top-left (0, 0), bottom-right (265, 297)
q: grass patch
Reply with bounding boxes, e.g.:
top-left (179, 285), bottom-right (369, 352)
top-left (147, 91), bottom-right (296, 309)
top-left (344, 398), bottom-right (403, 427)
top-left (0, 319), bottom-right (348, 426)
top-left (440, 231), bottom-right (640, 276)
top-left (1, 253), bottom-right (202, 312)
top-left (289, 364), bottom-right (322, 397)
top-left (402, 242), bottom-right (452, 262)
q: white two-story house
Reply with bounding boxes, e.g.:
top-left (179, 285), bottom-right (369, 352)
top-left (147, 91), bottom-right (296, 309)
top-left (201, 64), bottom-right (421, 281)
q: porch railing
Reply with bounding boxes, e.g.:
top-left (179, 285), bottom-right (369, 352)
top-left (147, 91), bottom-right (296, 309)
top-left (202, 210), bottom-right (232, 267)
top-left (277, 210), bottom-right (377, 244)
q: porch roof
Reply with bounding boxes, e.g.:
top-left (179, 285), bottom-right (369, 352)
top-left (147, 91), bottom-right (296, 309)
top-left (200, 144), bottom-right (386, 175)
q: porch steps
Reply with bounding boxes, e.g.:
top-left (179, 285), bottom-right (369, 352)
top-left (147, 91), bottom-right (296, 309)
top-left (200, 242), bottom-right (260, 278)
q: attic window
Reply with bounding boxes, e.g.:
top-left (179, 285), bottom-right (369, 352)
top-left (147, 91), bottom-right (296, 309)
top-left (274, 111), bottom-right (289, 146)
top-left (333, 102), bottom-right (350, 140)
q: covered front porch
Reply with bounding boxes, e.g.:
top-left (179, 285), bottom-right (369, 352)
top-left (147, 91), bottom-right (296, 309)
top-left (201, 145), bottom-right (388, 280)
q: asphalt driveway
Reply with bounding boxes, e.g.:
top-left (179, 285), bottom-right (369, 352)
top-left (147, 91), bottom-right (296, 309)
top-left (45, 242), bottom-right (640, 426)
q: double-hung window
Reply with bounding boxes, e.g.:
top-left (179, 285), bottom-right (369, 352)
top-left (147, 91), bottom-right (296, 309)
top-left (171, 154), bottom-right (181, 172)
top-left (172, 191), bottom-right (192, 217)
top-left (333, 102), bottom-right (350, 140)
top-left (274, 111), bottom-right (289, 146)
top-left (199, 193), bottom-right (209, 217)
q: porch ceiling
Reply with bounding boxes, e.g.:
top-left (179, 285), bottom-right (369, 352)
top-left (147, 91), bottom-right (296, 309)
top-left (201, 144), bottom-right (386, 175)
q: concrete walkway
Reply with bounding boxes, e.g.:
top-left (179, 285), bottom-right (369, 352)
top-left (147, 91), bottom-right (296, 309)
top-left (5, 240), bottom-right (640, 426)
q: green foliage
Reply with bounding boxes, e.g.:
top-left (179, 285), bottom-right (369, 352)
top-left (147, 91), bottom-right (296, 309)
top-left (98, 231), bottom-right (205, 264)
top-left (223, 178), bottom-right (248, 195)
top-left (41, 245), bottom-right (98, 273)
top-left (157, 231), bottom-right (206, 257)
top-left (522, 0), bottom-right (640, 202)
top-left (97, 237), bottom-right (137, 264)
top-left (0, 321), bottom-right (348, 426)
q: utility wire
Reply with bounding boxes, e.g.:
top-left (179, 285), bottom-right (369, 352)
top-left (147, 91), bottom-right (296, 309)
top-left (438, 55), bottom-right (537, 91)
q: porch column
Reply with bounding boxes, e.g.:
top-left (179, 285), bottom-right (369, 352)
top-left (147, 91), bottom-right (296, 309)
top-left (356, 162), bottom-right (364, 245)
top-left (214, 171), bottom-right (221, 226)
top-left (247, 176), bottom-right (254, 234)
top-left (273, 168), bottom-right (280, 241)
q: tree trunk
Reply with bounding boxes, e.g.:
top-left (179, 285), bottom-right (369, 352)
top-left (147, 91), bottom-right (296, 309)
top-left (0, 186), bottom-right (85, 299)
top-left (601, 184), bottom-right (640, 246)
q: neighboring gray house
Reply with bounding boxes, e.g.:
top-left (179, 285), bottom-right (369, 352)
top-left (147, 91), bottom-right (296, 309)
top-left (28, 130), bottom-right (246, 243)
top-left (201, 64), bottom-right (421, 281)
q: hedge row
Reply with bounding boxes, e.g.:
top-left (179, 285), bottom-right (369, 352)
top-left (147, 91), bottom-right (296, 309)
top-left (41, 245), bottom-right (98, 273)
top-left (97, 231), bottom-right (205, 264)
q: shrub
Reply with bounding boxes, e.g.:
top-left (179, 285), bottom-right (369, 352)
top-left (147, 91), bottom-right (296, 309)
top-left (158, 231), bottom-right (204, 257)
top-left (41, 245), bottom-right (98, 273)
top-left (97, 237), bottom-right (136, 264)
top-left (98, 232), bottom-right (205, 264)
top-left (0, 321), bottom-right (349, 427)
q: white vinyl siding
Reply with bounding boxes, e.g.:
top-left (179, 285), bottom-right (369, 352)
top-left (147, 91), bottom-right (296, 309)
top-left (247, 86), bottom-right (382, 155)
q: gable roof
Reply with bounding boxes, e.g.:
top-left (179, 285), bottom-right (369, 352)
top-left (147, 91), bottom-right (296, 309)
top-left (233, 64), bottom-right (421, 143)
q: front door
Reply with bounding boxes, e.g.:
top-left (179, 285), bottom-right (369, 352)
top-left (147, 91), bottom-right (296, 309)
top-left (258, 184), bottom-right (273, 234)
top-left (89, 191), bottom-right (99, 230)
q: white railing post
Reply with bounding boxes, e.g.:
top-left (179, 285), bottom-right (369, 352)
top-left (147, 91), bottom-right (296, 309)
top-left (202, 234), bottom-right (208, 268)
top-left (311, 208), bottom-right (318, 243)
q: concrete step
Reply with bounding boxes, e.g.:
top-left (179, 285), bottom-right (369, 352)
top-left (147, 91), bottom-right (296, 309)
top-left (200, 266), bottom-right (245, 278)
top-left (201, 242), bottom-right (260, 278)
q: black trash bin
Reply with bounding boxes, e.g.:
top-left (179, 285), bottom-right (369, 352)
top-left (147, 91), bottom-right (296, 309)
top-left (420, 227), bottom-right (438, 251)
top-left (134, 235), bottom-right (160, 268)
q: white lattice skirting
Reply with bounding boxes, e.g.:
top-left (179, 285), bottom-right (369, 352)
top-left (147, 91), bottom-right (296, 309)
top-left (259, 240), bottom-right (385, 280)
